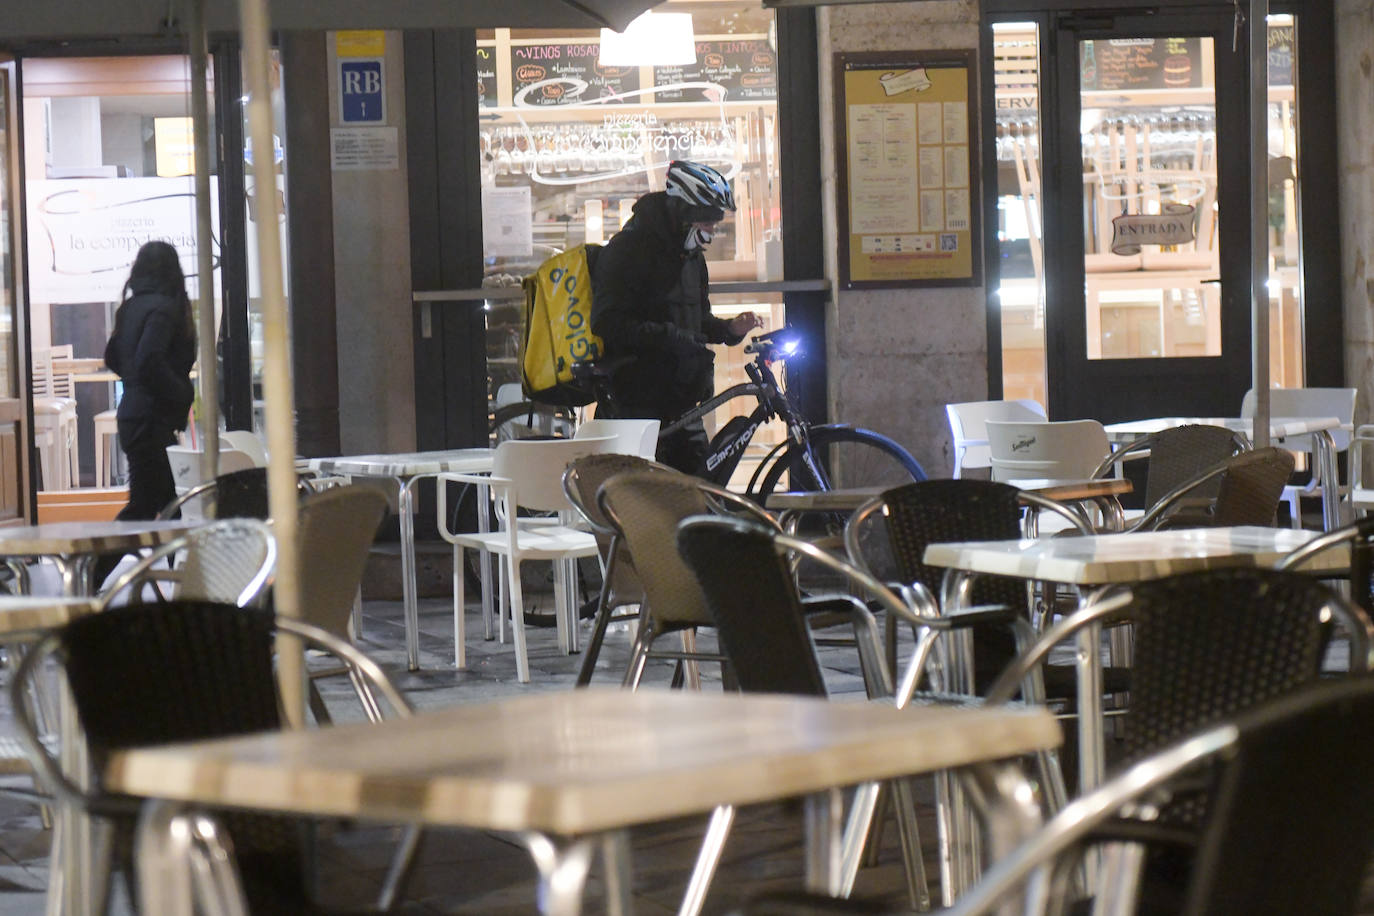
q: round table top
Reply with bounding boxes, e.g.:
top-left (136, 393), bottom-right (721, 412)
top-left (0, 519), bottom-right (195, 557)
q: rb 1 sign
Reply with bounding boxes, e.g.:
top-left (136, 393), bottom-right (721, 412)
top-left (340, 59), bottom-right (385, 124)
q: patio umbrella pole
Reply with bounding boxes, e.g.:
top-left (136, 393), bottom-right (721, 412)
top-left (1249, 0), bottom-right (1270, 446)
top-left (186, 0), bottom-right (220, 490)
top-left (239, 0), bottom-right (305, 726)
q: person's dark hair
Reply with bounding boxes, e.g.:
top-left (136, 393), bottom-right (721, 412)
top-left (118, 240), bottom-right (196, 347)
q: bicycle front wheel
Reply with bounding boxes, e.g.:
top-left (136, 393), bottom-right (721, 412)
top-left (752, 425), bottom-right (927, 498)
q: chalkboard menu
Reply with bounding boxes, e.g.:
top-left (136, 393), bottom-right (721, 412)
top-left (1080, 37), bottom-right (1204, 91)
top-left (1267, 23), bottom-right (1294, 86)
top-left (509, 44), bottom-right (640, 106)
top-left (477, 46), bottom-right (498, 109)
top-left (653, 39), bottom-right (777, 102)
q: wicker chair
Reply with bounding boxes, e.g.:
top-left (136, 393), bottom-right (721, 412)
top-left (1091, 423), bottom-right (1249, 520)
top-left (97, 517), bottom-right (277, 609)
top-left (678, 515), bottom-right (951, 908)
top-left (158, 466), bottom-right (315, 521)
top-left (595, 467), bottom-right (784, 689)
top-left (844, 479), bottom-right (1107, 697)
top-left (1127, 446), bottom-right (1296, 530)
top-left (727, 677), bottom-right (1374, 916)
top-left (11, 601), bottom-right (414, 915)
top-left (561, 453), bottom-right (675, 686)
top-left (1278, 514), bottom-right (1374, 624)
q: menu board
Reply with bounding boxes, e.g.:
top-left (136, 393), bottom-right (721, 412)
top-left (1267, 23), bottom-right (1295, 87)
top-left (509, 43), bottom-right (640, 106)
top-left (1080, 37), bottom-right (1204, 91)
top-left (653, 39), bottom-right (777, 102)
top-left (834, 51), bottom-right (980, 289)
top-left (477, 45), bottom-right (498, 109)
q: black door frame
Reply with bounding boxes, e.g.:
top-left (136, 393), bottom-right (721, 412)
top-left (979, 0), bottom-right (1342, 418)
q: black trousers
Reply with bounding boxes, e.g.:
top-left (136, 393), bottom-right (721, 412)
top-left (115, 419), bottom-right (178, 521)
top-left (94, 420), bottom-right (178, 588)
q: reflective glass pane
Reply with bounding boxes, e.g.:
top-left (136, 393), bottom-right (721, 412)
top-left (1080, 36), bottom-right (1220, 360)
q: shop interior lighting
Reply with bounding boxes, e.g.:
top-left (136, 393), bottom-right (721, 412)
top-left (599, 12), bottom-right (696, 66)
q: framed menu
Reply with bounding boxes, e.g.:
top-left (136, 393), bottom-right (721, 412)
top-left (835, 50), bottom-right (980, 289)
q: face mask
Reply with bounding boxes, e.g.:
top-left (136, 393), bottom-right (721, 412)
top-left (684, 225), bottom-right (715, 252)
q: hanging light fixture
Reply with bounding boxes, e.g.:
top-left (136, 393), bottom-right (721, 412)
top-left (599, 11), bottom-right (696, 66)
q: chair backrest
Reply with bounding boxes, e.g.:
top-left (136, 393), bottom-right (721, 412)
top-left (1241, 386), bottom-right (1358, 452)
top-left (677, 515), bottom-right (829, 697)
top-left (166, 444), bottom-right (258, 497)
top-left (574, 418), bottom-right (661, 458)
top-left (48, 344), bottom-right (76, 399)
top-left (1280, 515), bottom-right (1374, 619)
top-left (1180, 677), bottom-right (1374, 915)
top-left (162, 467), bottom-right (313, 522)
top-left (1109, 567), bottom-right (1363, 767)
top-left (945, 399), bottom-right (1046, 476)
top-left (30, 346), bottom-right (55, 399)
top-left (101, 518), bottom-right (277, 609)
top-left (219, 430), bottom-right (269, 467)
top-left (296, 485), bottom-right (388, 640)
top-left (596, 469), bottom-right (720, 628)
top-left (854, 479), bottom-right (1027, 690)
top-left (1208, 446), bottom-right (1296, 527)
top-left (1097, 423), bottom-right (1249, 510)
top-left (985, 418), bottom-right (1109, 481)
top-left (492, 435), bottom-right (617, 514)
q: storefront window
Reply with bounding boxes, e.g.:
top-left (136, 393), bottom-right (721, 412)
top-left (992, 22), bottom-right (1046, 406)
top-left (477, 1), bottom-right (784, 482)
top-left (22, 55), bottom-right (219, 489)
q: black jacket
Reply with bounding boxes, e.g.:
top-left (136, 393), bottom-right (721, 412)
top-left (590, 192), bottom-right (741, 420)
top-left (104, 285), bottom-right (196, 432)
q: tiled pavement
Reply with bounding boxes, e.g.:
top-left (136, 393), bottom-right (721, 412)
top-left (0, 589), bottom-right (927, 915)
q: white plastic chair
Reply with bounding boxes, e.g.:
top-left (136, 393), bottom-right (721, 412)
top-left (437, 435), bottom-right (617, 682)
top-left (945, 399), bottom-right (1046, 477)
top-left (31, 346), bottom-right (79, 490)
top-left (166, 443), bottom-right (258, 519)
top-left (219, 429), bottom-right (269, 467)
top-left (986, 418), bottom-right (1111, 482)
top-left (1241, 387), bottom-right (1357, 528)
top-left (573, 417), bottom-right (660, 458)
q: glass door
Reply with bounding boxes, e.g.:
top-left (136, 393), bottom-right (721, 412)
top-left (1046, 10), bottom-right (1253, 422)
top-left (0, 59), bottom-right (31, 524)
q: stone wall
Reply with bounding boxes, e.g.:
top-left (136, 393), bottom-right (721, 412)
top-left (1338, 0), bottom-right (1374, 437)
top-left (818, 0), bottom-right (985, 479)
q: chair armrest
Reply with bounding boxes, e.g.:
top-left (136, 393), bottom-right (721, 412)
top-left (1126, 462), bottom-right (1229, 531)
top-left (435, 472), bottom-right (511, 542)
top-left (800, 594), bottom-right (892, 699)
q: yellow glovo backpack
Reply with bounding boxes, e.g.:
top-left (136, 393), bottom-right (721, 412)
top-left (519, 243), bottom-right (605, 407)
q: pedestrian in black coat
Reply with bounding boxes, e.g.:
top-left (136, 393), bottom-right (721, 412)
top-left (104, 240), bottom-right (197, 522)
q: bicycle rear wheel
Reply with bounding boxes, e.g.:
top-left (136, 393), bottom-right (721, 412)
top-left (752, 425), bottom-right (927, 498)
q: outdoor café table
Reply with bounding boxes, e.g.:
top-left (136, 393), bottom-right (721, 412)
top-left (106, 689), bottom-right (1060, 916)
top-left (307, 449), bottom-right (494, 671)
top-left (922, 525), bottom-right (1344, 797)
top-left (0, 519), bottom-right (196, 597)
top-left (1103, 416), bottom-right (1347, 531)
top-left (0, 595), bottom-right (105, 916)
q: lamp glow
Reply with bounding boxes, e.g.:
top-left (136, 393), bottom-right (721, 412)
top-left (600, 12), bottom-right (697, 67)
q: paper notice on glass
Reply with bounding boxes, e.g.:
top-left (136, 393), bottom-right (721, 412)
top-left (918, 147), bottom-right (944, 188)
top-left (330, 127), bottom-right (399, 170)
top-left (942, 102), bottom-right (968, 144)
top-left (917, 103), bottom-right (943, 145)
top-left (847, 103), bottom-right (919, 235)
top-left (877, 67), bottom-right (932, 96)
top-left (920, 189), bottom-right (945, 233)
top-left (944, 146), bottom-right (969, 188)
top-left (481, 186), bottom-right (533, 258)
top-left (945, 189), bottom-right (971, 231)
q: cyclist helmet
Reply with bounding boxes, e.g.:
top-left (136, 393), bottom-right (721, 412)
top-left (665, 160), bottom-right (736, 215)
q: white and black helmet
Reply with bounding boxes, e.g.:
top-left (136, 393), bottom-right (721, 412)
top-left (665, 160), bottom-right (736, 213)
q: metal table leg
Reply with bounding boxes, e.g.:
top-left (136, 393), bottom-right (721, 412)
top-left (521, 832), bottom-right (603, 916)
top-left (803, 787), bottom-right (845, 895)
top-left (396, 476), bottom-right (422, 671)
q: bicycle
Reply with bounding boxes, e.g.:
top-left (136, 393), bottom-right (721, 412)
top-left (576, 325), bottom-right (928, 498)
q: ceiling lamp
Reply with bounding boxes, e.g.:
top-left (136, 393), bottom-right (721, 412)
top-left (599, 11), bottom-right (697, 66)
